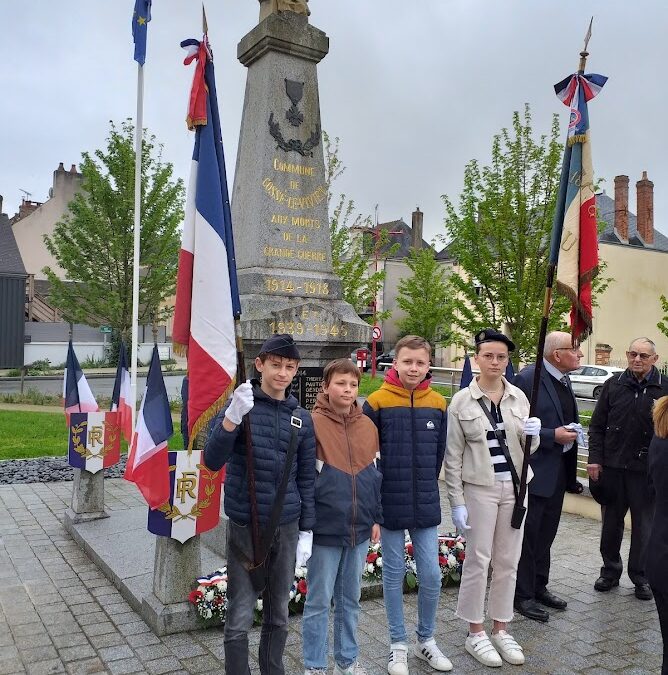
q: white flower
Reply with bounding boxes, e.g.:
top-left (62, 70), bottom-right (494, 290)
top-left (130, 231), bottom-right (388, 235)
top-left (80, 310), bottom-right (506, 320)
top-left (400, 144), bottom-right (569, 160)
top-left (377, 557), bottom-right (383, 568)
top-left (447, 554), bottom-right (457, 567)
top-left (216, 581), bottom-right (227, 592)
top-left (455, 542), bottom-right (464, 550)
top-left (289, 590), bottom-right (295, 600)
top-left (256, 599), bottom-right (263, 611)
top-left (367, 563), bottom-right (375, 574)
top-left (295, 593), bottom-right (301, 603)
top-left (205, 590), bottom-right (214, 602)
top-left (204, 609), bottom-right (213, 619)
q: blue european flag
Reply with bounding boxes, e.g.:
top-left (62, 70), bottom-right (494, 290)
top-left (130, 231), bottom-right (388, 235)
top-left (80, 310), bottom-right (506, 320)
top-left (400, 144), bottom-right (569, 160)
top-left (132, 0), bottom-right (152, 65)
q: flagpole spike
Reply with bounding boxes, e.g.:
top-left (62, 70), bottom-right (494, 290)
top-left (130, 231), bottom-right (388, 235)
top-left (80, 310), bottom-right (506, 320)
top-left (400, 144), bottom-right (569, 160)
top-left (202, 4), bottom-right (208, 35)
top-left (579, 16), bottom-right (593, 72)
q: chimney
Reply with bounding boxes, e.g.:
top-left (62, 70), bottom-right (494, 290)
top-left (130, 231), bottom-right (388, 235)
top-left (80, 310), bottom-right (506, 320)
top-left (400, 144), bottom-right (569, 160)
top-left (70, 164), bottom-right (78, 174)
top-left (0, 194), bottom-right (3, 215)
top-left (636, 171), bottom-right (654, 245)
top-left (411, 207), bottom-right (423, 250)
top-left (614, 175), bottom-right (629, 243)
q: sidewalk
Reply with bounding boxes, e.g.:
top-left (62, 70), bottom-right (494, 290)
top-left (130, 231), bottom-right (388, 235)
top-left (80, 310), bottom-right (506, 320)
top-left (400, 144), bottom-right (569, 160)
top-left (0, 479), bottom-right (662, 674)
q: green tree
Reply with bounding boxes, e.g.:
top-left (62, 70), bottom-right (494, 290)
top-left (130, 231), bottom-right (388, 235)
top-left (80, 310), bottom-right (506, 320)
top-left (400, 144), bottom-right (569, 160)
top-left (396, 248), bottom-right (453, 349)
top-left (658, 296), bottom-right (668, 340)
top-left (443, 104), bottom-right (609, 363)
top-left (43, 120), bottom-right (184, 347)
top-left (324, 132), bottom-right (397, 320)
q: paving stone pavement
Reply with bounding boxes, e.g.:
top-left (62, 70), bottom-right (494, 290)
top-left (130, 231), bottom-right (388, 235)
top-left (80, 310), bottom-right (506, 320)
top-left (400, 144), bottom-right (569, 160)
top-left (0, 479), bottom-right (662, 675)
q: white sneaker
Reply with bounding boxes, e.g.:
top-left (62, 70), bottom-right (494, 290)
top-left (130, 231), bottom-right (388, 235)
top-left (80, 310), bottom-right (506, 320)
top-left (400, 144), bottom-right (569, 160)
top-left (304, 669), bottom-right (327, 675)
top-left (387, 642), bottom-right (409, 675)
top-left (334, 663), bottom-right (369, 675)
top-left (465, 633), bottom-right (502, 668)
top-left (413, 638), bottom-right (453, 671)
top-left (490, 631), bottom-right (524, 665)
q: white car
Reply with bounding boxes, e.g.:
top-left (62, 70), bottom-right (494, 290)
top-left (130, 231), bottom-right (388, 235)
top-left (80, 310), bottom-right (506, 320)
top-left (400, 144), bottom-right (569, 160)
top-left (569, 365), bottom-right (624, 400)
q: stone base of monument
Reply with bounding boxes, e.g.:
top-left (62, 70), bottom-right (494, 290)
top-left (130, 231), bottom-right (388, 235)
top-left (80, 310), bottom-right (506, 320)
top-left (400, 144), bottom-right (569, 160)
top-left (64, 503), bottom-right (385, 634)
top-left (64, 505), bottom-right (226, 635)
top-left (64, 469), bottom-right (109, 524)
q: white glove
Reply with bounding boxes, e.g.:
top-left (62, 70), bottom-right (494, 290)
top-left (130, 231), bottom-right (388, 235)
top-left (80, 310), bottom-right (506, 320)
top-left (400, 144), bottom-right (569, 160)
top-left (295, 530), bottom-right (313, 567)
top-left (224, 381), bottom-right (254, 426)
top-left (523, 416), bottom-right (541, 436)
top-left (452, 505), bottom-right (471, 534)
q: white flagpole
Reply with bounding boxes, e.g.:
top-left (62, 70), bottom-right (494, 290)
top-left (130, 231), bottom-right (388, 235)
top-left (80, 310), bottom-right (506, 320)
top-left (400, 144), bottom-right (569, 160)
top-left (130, 63), bottom-right (144, 431)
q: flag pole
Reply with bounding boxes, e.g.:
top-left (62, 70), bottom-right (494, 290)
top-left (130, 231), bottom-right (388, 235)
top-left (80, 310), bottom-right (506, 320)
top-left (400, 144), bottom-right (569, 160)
top-left (130, 63), bottom-right (144, 432)
top-left (516, 20), bottom-right (594, 519)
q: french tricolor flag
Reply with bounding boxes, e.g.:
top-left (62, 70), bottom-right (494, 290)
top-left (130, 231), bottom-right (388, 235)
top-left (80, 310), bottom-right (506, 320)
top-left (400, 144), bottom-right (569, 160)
top-left (172, 36), bottom-right (238, 449)
top-left (63, 340), bottom-right (99, 424)
top-left (124, 345), bottom-right (172, 509)
top-left (111, 341), bottom-right (133, 443)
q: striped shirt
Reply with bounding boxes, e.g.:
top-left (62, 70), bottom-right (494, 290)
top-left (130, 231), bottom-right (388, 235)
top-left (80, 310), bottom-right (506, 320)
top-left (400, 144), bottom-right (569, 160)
top-left (486, 402), bottom-right (511, 481)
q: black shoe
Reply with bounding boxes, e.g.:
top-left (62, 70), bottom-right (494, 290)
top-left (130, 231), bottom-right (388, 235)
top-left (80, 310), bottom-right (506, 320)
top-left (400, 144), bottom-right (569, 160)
top-left (514, 599), bottom-right (549, 623)
top-left (635, 583), bottom-right (653, 600)
top-left (594, 576), bottom-right (619, 592)
top-left (536, 590), bottom-right (567, 610)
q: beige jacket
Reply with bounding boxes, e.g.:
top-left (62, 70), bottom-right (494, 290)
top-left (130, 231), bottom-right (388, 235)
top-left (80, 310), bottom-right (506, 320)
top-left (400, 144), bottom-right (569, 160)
top-left (445, 377), bottom-right (539, 507)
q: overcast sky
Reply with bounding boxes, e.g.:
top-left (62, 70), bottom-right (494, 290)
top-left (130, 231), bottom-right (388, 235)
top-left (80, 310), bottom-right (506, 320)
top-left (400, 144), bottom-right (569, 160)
top-left (2, 1), bottom-right (666, 245)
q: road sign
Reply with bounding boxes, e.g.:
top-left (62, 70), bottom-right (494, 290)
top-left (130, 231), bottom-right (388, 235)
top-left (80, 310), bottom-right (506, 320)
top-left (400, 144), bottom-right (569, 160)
top-left (100, 326), bottom-right (112, 334)
top-left (372, 325), bottom-right (382, 341)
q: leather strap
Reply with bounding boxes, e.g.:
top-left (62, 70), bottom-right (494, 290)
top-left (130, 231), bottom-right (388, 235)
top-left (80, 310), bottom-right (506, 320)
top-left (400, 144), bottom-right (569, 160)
top-left (476, 398), bottom-right (521, 503)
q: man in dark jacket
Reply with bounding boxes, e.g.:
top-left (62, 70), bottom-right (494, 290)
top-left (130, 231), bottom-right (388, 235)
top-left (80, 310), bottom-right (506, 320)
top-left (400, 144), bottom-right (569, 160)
top-left (514, 332), bottom-right (583, 622)
top-left (204, 334), bottom-right (316, 675)
top-left (588, 337), bottom-right (668, 600)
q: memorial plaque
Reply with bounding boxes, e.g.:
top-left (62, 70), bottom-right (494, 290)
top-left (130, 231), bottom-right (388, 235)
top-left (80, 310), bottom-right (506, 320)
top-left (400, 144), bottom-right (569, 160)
top-left (232, 9), bottom-right (371, 368)
top-left (290, 366), bottom-right (323, 410)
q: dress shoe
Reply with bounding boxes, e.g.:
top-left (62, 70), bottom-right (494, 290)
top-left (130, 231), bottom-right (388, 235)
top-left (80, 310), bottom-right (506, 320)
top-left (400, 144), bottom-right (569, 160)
top-left (536, 590), bottom-right (567, 610)
top-left (594, 576), bottom-right (619, 592)
top-left (635, 583), bottom-right (653, 600)
top-left (514, 599), bottom-right (549, 623)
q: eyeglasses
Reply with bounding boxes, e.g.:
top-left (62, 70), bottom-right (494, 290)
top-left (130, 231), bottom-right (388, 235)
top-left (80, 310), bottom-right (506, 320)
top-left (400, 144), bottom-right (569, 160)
top-left (627, 351), bottom-right (654, 361)
top-left (478, 353), bottom-right (509, 362)
top-left (555, 347), bottom-right (580, 354)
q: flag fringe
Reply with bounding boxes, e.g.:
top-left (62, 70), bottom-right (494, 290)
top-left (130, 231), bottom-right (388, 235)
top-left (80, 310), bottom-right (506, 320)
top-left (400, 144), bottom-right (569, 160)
top-left (556, 280), bottom-right (594, 339)
top-left (579, 265), bottom-right (599, 286)
top-left (567, 134), bottom-right (587, 146)
top-left (186, 376), bottom-right (237, 454)
top-left (172, 341), bottom-right (188, 357)
top-left (186, 115), bottom-right (208, 132)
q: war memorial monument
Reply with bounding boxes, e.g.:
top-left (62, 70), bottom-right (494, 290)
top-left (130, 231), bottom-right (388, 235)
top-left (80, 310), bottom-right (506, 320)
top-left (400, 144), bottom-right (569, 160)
top-left (63, 0), bottom-right (371, 635)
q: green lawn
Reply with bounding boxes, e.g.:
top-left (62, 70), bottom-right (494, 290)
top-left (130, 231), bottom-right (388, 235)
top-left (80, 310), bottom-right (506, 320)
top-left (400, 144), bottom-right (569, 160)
top-left (0, 410), bottom-right (184, 461)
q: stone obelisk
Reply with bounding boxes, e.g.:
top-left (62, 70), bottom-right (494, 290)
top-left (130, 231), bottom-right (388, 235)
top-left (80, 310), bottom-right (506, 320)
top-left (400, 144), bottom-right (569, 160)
top-left (231, 2), bottom-right (371, 367)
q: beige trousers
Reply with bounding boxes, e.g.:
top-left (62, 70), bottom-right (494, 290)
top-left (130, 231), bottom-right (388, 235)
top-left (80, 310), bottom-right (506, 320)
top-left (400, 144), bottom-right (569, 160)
top-left (455, 480), bottom-right (526, 624)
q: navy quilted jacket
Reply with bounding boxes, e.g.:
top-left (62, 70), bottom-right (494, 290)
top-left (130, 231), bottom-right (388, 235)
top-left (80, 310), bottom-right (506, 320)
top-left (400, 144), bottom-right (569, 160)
top-left (204, 380), bottom-right (316, 530)
top-left (363, 369), bottom-right (447, 530)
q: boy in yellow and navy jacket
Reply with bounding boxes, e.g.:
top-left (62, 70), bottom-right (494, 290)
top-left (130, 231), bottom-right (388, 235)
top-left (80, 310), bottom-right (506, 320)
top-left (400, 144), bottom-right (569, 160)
top-left (364, 335), bottom-right (451, 674)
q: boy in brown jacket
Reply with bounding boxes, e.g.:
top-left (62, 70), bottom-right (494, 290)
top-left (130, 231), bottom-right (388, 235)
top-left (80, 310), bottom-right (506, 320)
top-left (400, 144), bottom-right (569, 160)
top-left (302, 359), bottom-right (382, 675)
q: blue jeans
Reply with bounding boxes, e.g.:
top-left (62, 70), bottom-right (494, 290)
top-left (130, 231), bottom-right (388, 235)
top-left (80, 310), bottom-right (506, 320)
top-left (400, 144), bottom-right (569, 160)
top-left (224, 519), bottom-right (299, 675)
top-left (302, 540), bottom-right (369, 669)
top-left (381, 526), bottom-right (441, 645)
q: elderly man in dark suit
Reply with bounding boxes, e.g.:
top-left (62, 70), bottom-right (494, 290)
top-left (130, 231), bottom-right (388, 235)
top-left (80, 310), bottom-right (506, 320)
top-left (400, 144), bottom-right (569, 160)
top-left (513, 332), bottom-right (583, 622)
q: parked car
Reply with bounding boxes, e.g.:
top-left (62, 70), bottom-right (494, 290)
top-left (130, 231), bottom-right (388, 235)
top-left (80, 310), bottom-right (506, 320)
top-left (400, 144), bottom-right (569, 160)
top-left (569, 364), bottom-right (624, 400)
top-left (376, 350), bottom-right (396, 371)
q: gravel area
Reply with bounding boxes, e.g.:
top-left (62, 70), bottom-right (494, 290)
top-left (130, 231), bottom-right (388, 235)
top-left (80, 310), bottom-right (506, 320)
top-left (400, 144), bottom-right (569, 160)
top-left (0, 454), bottom-right (128, 484)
